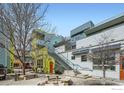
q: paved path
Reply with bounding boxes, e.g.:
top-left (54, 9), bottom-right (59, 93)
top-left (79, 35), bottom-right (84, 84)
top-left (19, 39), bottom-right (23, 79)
top-left (0, 78), bottom-right (45, 85)
top-left (1, 74), bottom-right (124, 85)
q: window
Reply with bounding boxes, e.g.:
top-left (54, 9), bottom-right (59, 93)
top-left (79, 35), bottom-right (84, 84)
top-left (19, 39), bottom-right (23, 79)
top-left (92, 50), bottom-right (116, 71)
top-left (122, 62), bottom-right (124, 69)
top-left (81, 55), bottom-right (87, 62)
top-left (93, 65), bottom-right (115, 71)
top-left (72, 45), bottom-right (76, 49)
top-left (105, 52), bottom-right (115, 61)
top-left (110, 66), bottom-right (115, 70)
top-left (37, 59), bottom-right (43, 68)
top-left (71, 56), bottom-right (75, 60)
top-left (93, 52), bottom-right (116, 65)
top-left (14, 64), bottom-right (19, 67)
top-left (93, 66), bottom-right (102, 70)
top-left (93, 58), bottom-right (102, 65)
top-left (120, 55), bottom-right (124, 69)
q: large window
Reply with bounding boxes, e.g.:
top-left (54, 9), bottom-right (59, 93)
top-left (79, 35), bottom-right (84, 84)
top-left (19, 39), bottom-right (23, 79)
top-left (81, 55), bottom-right (87, 62)
top-left (93, 65), bottom-right (115, 70)
top-left (92, 50), bottom-right (116, 71)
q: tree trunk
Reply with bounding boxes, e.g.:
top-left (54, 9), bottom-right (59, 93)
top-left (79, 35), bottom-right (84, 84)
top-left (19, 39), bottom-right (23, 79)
top-left (102, 62), bottom-right (106, 85)
top-left (22, 63), bottom-right (25, 75)
top-left (103, 65), bottom-right (105, 78)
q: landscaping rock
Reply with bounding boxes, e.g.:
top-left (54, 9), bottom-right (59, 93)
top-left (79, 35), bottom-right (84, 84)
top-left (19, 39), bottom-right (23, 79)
top-left (61, 77), bottom-right (73, 85)
top-left (83, 79), bottom-right (102, 85)
top-left (18, 75), bottom-right (26, 80)
top-left (63, 70), bottom-right (76, 77)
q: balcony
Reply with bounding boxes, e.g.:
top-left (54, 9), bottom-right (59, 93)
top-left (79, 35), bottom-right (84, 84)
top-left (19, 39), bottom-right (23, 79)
top-left (37, 40), bottom-right (46, 47)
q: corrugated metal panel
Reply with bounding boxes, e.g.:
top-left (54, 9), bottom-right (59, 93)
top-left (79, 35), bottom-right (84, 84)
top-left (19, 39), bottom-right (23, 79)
top-left (85, 13), bottom-right (124, 35)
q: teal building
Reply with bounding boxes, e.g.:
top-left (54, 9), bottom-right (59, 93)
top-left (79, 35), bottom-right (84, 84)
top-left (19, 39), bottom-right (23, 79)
top-left (0, 28), bottom-right (10, 68)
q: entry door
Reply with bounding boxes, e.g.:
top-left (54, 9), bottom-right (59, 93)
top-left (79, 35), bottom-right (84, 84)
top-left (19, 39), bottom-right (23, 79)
top-left (50, 62), bottom-right (53, 74)
top-left (120, 56), bottom-right (124, 80)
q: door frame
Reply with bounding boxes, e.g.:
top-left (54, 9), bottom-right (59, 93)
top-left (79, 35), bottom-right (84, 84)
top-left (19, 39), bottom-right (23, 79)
top-left (120, 56), bottom-right (124, 80)
top-left (50, 62), bottom-right (53, 74)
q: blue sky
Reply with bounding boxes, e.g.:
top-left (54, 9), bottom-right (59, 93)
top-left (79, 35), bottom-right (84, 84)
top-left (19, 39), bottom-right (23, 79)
top-left (45, 3), bottom-right (124, 36)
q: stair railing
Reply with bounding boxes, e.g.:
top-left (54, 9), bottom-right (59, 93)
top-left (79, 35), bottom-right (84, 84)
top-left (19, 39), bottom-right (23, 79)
top-left (37, 39), bottom-right (93, 71)
top-left (54, 50), bottom-right (93, 71)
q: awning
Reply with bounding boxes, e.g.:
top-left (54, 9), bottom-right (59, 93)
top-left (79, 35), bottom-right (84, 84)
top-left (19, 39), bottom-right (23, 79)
top-left (91, 43), bottom-right (121, 52)
top-left (72, 48), bottom-right (89, 55)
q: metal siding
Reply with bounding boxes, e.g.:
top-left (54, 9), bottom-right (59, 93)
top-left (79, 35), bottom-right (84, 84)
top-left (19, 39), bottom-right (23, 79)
top-left (0, 48), bottom-right (6, 67)
top-left (85, 14), bottom-right (124, 35)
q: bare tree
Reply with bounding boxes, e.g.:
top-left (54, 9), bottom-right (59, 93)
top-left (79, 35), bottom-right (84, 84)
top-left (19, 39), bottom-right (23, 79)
top-left (88, 32), bottom-right (117, 83)
top-left (0, 3), bottom-right (48, 75)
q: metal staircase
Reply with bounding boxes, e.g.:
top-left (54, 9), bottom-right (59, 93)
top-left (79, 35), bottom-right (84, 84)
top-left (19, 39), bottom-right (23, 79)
top-left (48, 50), bottom-right (73, 70)
top-left (48, 50), bottom-right (93, 73)
top-left (38, 40), bottom-right (93, 74)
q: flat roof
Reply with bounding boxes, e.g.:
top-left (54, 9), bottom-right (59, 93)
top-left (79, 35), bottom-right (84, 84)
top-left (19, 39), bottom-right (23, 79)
top-left (84, 13), bottom-right (124, 35)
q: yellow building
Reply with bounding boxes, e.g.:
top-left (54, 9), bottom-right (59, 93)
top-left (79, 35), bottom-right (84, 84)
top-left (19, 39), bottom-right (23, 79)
top-left (31, 29), bottom-right (55, 74)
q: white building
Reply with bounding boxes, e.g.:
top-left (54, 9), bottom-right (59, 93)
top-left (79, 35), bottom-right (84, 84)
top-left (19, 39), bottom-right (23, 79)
top-left (54, 13), bottom-right (124, 80)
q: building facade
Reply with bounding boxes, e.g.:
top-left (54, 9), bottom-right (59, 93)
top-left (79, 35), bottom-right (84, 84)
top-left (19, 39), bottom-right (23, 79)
top-left (54, 13), bottom-right (124, 80)
top-left (0, 30), bottom-right (10, 69)
top-left (31, 29), bottom-right (57, 74)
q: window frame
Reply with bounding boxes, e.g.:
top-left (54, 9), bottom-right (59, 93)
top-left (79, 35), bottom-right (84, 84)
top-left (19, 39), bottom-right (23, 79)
top-left (81, 55), bottom-right (87, 62)
top-left (92, 50), bottom-right (116, 71)
top-left (71, 55), bottom-right (75, 60)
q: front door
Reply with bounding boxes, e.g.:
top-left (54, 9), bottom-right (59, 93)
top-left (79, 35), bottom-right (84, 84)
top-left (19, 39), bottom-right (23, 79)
top-left (50, 62), bottom-right (53, 74)
top-left (120, 56), bottom-right (124, 80)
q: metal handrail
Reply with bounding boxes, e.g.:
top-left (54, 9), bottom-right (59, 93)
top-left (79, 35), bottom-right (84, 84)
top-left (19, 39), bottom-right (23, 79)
top-left (55, 51), bottom-right (74, 67)
top-left (37, 39), bottom-right (93, 71)
top-left (54, 50), bottom-right (93, 71)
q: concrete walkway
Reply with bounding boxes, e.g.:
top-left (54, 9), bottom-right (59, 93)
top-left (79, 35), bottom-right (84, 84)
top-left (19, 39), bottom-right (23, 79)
top-left (0, 78), bottom-right (42, 85)
top-left (0, 73), bottom-right (124, 85)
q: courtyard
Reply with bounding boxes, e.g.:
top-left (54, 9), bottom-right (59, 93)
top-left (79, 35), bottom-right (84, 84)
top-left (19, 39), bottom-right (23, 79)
top-left (1, 3), bottom-right (124, 86)
top-left (0, 70), bottom-right (124, 86)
